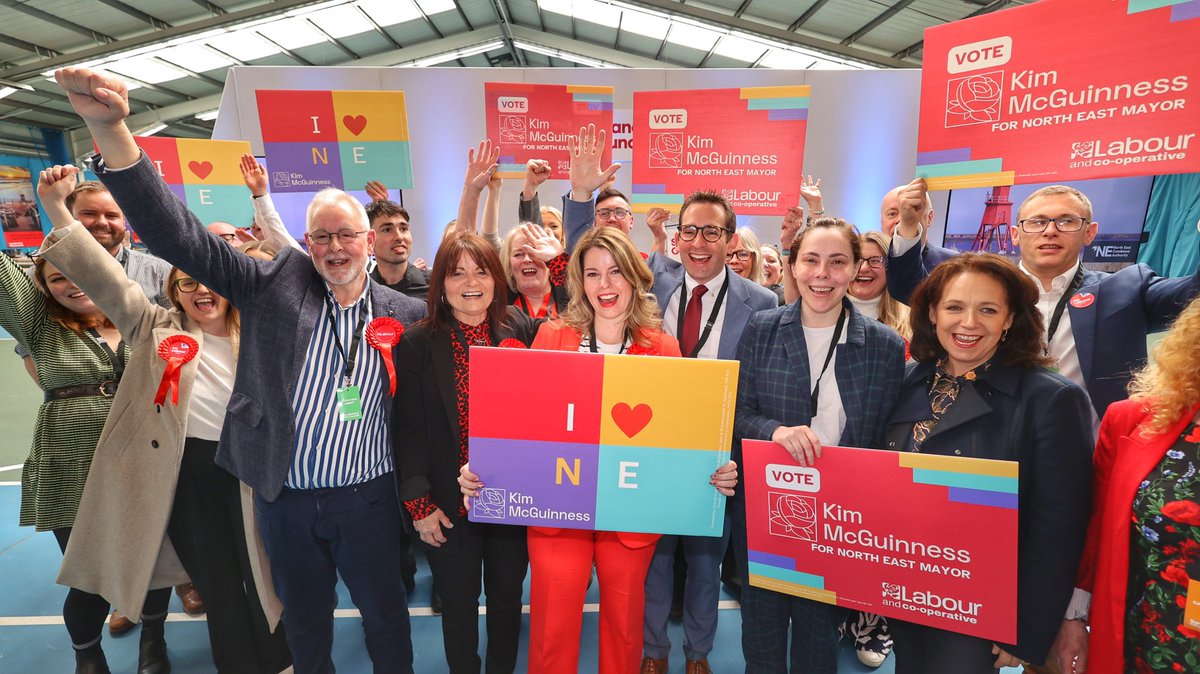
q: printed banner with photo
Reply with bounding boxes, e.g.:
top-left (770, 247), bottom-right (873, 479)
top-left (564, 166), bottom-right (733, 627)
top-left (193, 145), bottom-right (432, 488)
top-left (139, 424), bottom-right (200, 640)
top-left (632, 86), bottom-right (809, 215)
top-left (744, 440), bottom-right (1018, 643)
top-left (256, 90), bottom-right (414, 193)
top-left (467, 347), bottom-right (737, 537)
top-left (0, 166), bottom-right (42, 249)
top-left (486, 82), bottom-right (614, 180)
top-left (939, 176), bottom-right (1153, 264)
top-left (917, 0), bottom-right (1200, 190)
top-left (133, 137), bottom-right (255, 230)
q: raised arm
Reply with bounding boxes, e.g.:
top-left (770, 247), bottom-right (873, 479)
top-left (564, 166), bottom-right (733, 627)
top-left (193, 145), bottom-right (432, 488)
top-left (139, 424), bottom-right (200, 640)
top-left (564, 124), bottom-right (620, 252)
top-left (781, 207), bottom-right (803, 304)
top-left (518, 159), bottom-right (551, 224)
top-left (480, 173), bottom-right (503, 250)
top-left (240, 153), bottom-right (303, 254)
top-left (455, 139), bottom-right (500, 235)
top-left (646, 208), bottom-right (670, 256)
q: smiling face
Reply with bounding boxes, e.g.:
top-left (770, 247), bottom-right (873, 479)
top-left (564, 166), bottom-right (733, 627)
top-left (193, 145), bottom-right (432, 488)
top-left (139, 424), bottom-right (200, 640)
top-left (594, 195), bottom-right (634, 235)
top-left (791, 227), bottom-right (855, 327)
top-left (677, 202), bottom-right (732, 285)
top-left (509, 231), bottom-right (550, 296)
top-left (39, 261), bottom-right (99, 317)
top-left (849, 239), bottom-right (887, 301)
top-left (306, 202), bottom-right (374, 288)
top-left (372, 212), bottom-right (412, 266)
top-left (169, 269), bottom-right (230, 333)
top-left (1012, 192), bottom-right (1098, 284)
top-left (444, 251), bottom-right (495, 324)
top-left (71, 189), bottom-right (127, 253)
top-left (929, 271), bottom-right (1014, 376)
top-left (726, 240), bottom-right (756, 279)
top-left (582, 246), bottom-right (633, 324)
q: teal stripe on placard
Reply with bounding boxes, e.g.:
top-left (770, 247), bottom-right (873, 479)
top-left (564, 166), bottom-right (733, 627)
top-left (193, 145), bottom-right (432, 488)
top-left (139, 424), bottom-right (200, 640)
top-left (746, 97), bottom-right (810, 110)
top-left (572, 93), bottom-right (613, 103)
top-left (1128, 0), bottom-right (1187, 14)
top-left (912, 468), bottom-right (1019, 494)
top-left (748, 562), bottom-right (824, 589)
top-left (631, 193), bottom-right (685, 204)
top-left (914, 158), bottom-right (1004, 178)
top-left (497, 163), bottom-right (525, 173)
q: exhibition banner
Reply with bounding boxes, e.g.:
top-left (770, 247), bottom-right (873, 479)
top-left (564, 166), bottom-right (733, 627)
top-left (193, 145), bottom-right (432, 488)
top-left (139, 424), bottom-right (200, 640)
top-left (632, 86), bottom-right (809, 215)
top-left (917, 0), bottom-right (1200, 190)
top-left (0, 165), bottom-right (41, 249)
top-left (134, 136), bottom-right (254, 229)
top-left (485, 82), bottom-right (614, 179)
top-left (467, 347), bottom-right (736, 536)
top-left (744, 440), bottom-right (1018, 642)
top-left (256, 90), bottom-right (414, 193)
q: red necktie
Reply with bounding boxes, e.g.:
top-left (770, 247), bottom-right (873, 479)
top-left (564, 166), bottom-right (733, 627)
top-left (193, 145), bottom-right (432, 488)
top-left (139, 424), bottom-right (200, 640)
top-left (680, 284), bottom-right (708, 357)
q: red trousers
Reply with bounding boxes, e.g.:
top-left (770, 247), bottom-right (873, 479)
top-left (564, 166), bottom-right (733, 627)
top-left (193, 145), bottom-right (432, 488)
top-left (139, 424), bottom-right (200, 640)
top-left (527, 528), bottom-right (659, 674)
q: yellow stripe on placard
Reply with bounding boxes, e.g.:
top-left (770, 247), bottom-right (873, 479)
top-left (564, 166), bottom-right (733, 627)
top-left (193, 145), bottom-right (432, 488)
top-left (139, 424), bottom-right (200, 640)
top-left (566, 85), bottom-right (615, 95)
top-left (631, 203), bottom-right (682, 214)
top-left (739, 85), bottom-right (811, 99)
top-left (898, 453), bottom-right (1019, 478)
top-left (494, 170), bottom-right (525, 180)
top-left (922, 171), bottom-right (1016, 191)
top-left (749, 575), bottom-right (838, 604)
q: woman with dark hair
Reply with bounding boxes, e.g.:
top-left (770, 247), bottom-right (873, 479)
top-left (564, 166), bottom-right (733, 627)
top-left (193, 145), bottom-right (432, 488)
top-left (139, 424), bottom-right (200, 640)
top-left (733, 216), bottom-right (906, 673)
top-left (392, 231), bottom-right (539, 673)
top-left (885, 253), bottom-right (1092, 672)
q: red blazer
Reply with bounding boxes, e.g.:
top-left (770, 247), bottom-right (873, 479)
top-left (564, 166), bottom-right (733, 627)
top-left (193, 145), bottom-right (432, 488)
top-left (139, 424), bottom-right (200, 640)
top-left (1077, 398), bottom-right (1200, 674)
top-left (529, 321), bottom-right (682, 549)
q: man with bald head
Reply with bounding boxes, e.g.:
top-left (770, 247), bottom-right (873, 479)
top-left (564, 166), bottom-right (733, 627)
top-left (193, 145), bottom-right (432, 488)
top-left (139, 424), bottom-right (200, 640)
top-left (880, 179), bottom-right (956, 305)
top-left (57, 66), bottom-right (424, 673)
top-left (206, 221), bottom-right (251, 247)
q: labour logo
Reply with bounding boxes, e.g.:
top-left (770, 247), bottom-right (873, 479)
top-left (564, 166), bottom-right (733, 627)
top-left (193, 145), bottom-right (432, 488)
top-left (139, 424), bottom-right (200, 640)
top-left (472, 488), bottom-right (507, 520)
top-left (767, 492), bottom-right (817, 541)
top-left (648, 132), bottom-right (683, 169)
top-left (945, 70), bottom-right (1003, 128)
top-left (499, 115), bottom-right (526, 144)
top-left (881, 582), bottom-right (902, 600)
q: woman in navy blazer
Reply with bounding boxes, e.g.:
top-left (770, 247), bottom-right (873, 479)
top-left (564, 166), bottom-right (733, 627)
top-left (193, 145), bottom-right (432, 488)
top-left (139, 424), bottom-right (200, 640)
top-left (733, 217), bottom-right (907, 673)
top-left (884, 254), bottom-right (1092, 672)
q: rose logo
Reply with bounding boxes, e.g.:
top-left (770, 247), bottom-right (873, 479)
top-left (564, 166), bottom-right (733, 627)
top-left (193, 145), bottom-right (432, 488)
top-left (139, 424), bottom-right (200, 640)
top-left (472, 487), bottom-right (507, 520)
top-left (648, 132), bottom-right (683, 169)
top-left (768, 493), bottom-right (817, 541)
top-left (881, 583), bottom-right (902, 600)
top-left (1071, 142), bottom-right (1095, 159)
top-left (499, 115), bottom-right (526, 144)
top-left (945, 70), bottom-right (1003, 127)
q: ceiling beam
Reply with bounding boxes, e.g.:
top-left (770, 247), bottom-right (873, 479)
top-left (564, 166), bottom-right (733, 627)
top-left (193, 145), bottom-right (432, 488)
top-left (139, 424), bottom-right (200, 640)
top-left (508, 25), bottom-right (682, 68)
top-left (840, 0), bottom-right (918, 47)
top-left (891, 0), bottom-right (1022, 61)
top-left (0, 0), bottom-right (114, 45)
top-left (788, 0), bottom-right (833, 31)
top-left (0, 32), bottom-right (61, 59)
top-left (95, 0), bottom-right (172, 30)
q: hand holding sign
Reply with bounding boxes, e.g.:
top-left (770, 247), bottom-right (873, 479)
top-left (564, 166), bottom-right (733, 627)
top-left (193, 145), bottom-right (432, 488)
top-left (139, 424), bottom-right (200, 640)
top-left (365, 180), bottom-right (389, 202)
top-left (771, 424), bottom-right (822, 467)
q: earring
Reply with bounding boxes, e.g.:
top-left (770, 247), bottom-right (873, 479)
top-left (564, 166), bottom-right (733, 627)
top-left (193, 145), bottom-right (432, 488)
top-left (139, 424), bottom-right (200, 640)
top-left (1001, 329), bottom-right (1009, 342)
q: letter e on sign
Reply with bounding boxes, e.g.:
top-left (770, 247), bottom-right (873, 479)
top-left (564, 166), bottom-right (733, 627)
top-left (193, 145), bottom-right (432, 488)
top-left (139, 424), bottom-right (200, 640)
top-left (947, 36), bottom-right (1012, 74)
top-left (498, 97), bottom-right (528, 113)
top-left (765, 464), bottom-right (821, 493)
top-left (649, 109), bottom-right (688, 130)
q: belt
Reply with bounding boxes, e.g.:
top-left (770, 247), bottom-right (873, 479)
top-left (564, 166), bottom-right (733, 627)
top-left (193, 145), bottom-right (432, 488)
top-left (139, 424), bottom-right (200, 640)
top-left (44, 381), bottom-right (118, 402)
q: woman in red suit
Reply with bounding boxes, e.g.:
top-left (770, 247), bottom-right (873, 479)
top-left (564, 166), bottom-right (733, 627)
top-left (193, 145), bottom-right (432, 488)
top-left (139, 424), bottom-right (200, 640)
top-left (1056, 295), bottom-right (1200, 674)
top-left (463, 227), bottom-right (738, 673)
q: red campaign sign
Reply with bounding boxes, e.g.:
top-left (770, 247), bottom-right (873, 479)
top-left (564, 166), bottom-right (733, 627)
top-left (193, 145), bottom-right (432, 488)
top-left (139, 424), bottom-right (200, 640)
top-left (632, 87), bottom-right (808, 216)
top-left (917, 0), bottom-right (1200, 190)
top-left (0, 165), bottom-right (42, 249)
top-left (485, 82), bottom-right (613, 180)
top-left (743, 440), bottom-right (1018, 642)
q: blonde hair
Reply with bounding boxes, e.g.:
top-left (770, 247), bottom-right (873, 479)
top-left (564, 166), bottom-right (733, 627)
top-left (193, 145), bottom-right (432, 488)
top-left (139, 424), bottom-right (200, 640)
top-left (734, 227), bottom-right (764, 284)
top-left (1128, 295), bottom-right (1200, 435)
top-left (500, 223), bottom-right (544, 291)
top-left (861, 231), bottom-right (911, 341)
top-left (561, 227), bottom-right (660, 347)
top-left (540, 206), bottom-right (565, 245)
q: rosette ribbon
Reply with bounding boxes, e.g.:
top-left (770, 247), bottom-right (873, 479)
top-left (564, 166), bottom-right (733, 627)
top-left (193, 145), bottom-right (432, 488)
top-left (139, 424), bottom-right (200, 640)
top-left (155, 335), bottom-right (199, 405)
top-left (367, 317), bottom-right (405, 395)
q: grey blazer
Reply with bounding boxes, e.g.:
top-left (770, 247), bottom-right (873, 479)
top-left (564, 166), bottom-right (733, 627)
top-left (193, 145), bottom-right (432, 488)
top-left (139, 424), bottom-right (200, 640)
top-left (96, 155), bottom-right (427, 501)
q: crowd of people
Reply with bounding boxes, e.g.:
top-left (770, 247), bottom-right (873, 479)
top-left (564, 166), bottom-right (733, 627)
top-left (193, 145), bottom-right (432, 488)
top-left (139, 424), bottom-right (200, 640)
top-left (1, 65), bottom-right (1198, 674)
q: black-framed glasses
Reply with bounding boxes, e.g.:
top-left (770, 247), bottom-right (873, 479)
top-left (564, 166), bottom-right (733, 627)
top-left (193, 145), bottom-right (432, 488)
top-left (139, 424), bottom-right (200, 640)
top-left (595, 207), bottom-right (630, 220)
top-left (676, 224), bottom-right (732, 243)
top-left (309, 228), bottom-right (369, 245)
top-left (1017, 216), bottom-right (1087, 233)
top-left (173, 278), bottom-right (200, 293)
top-left (726, 250), bottom-right (754, 262)
top-left (860, 255), bottom-right (886, 270)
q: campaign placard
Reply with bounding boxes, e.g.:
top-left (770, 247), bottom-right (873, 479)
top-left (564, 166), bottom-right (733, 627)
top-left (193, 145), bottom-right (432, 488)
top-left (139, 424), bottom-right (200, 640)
top-left (485, 82), bottom-right (613, 180)
top-left (256, 90), bottom-right (414, 193)
top-left (744, 440), bottom-right (1018, 642)
top-left (0, 165), bottom-right (41, 249)
top-left (133, 136), bottom-right (254, 229)
top-left (632, 86), bottom-right (809, 215)
top-left (917, 0), bottom-right (1200, 190)
top-left (467, 347), bottom-right (737, 537)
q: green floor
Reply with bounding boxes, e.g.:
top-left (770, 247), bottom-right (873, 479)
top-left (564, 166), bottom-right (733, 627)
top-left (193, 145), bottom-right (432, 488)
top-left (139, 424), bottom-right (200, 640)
top-left (0, 339), bottom-right (42, 478)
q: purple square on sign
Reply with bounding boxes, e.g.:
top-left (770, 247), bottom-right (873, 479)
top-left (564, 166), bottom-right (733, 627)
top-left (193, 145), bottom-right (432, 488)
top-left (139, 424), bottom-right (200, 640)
top-left (263, 142), bottom-right (343, 193)
top-left (468, 438), bottom-right (599, 529)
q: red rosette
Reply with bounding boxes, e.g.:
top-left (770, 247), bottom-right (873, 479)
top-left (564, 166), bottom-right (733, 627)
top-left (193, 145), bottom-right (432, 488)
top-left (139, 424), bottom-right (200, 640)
top-left (366, 317), bottom-right (405, 395)
top-left (155, 335), bottom-right (199, 405)
top-left (497, 338), bottom-right (527, 349)
top-left (626, 343), bottom-right (654, 356)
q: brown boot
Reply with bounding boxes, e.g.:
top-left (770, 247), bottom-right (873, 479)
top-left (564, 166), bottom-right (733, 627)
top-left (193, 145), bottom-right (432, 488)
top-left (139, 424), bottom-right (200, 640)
top-left (640, 656), bottom-right (668, 674)
top-left (686, 658), bottom-right (714, 674)
top-left (176, 583), bottom-right (205, 616)
top-left (107, 610), bottom-right (134, 637)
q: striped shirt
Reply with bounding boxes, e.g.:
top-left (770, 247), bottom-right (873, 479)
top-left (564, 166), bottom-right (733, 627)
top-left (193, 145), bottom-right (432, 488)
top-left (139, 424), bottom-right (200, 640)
top-left (286, 280), bottom-right (391, 488)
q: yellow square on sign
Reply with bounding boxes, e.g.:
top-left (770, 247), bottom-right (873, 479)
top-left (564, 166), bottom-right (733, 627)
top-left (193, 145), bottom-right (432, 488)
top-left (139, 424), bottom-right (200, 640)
top-left (176, 139), bottom-right (252, 185)
top-left (598, 354), bottom-right (738, 451)
top-left (332, 90), bottom-right (410, 142)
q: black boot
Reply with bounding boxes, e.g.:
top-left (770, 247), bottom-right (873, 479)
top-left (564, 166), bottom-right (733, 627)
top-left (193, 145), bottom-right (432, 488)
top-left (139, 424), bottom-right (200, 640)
top-left (137, 619), bottom-right (170, 674)
top-left (74, 643), bottom-right (111, 674)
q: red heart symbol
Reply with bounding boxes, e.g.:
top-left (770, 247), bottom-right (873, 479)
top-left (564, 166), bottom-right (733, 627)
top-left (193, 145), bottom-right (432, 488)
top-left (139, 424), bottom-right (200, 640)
top-left (1185, 426), bottom-right (1200, 443)
top-left (611, 402), bottom-right (652, 438)
top-left (187, 161), bottom-right (213, 179)
top-left (343, 114), bottom-right (367, 136)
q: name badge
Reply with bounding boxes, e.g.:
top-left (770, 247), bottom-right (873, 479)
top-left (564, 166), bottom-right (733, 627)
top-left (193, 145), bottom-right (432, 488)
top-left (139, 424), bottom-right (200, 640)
top-left (1186, 578), bottom-right (1200, 638)
top-left (336, 385), bottom-right (363, 422)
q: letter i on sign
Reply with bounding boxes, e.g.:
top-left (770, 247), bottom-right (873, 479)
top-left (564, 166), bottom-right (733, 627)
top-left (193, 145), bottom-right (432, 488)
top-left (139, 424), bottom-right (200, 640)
top-left (311, 116), bottom-right (321, 134)
top-left (566, 403), bottom-right (574, 432)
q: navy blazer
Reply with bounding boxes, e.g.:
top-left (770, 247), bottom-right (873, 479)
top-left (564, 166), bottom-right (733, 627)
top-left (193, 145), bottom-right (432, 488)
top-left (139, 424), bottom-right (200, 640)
top-left (886, 242), bottom-right (1200, 417)
top-left (97, 155), bottom-right (427, 501)
top-left (885, 360), bottom-right (1093, 664)
top-left (647, 253), bottom-right (779, 361)
top-left (733, 299), bottom-right (907, 472)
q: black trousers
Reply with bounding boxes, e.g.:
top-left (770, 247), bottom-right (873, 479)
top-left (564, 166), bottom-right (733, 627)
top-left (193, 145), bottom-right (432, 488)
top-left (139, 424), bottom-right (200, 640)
top-left (890, 618), bottom-right (1000, 674)
top-left (422, 515), bottom-right (528, 674)
top-left (169, 438), bottom-right (292, 674)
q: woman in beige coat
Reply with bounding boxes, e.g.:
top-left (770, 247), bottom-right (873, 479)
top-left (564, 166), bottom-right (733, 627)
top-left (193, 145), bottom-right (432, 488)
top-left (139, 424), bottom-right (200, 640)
top-left (39, 165), bottom-right (290, 674)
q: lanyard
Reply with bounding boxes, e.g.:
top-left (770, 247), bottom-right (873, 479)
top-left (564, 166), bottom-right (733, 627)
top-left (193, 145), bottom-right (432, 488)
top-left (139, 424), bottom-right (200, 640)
top-left (515, 290), bottom-right (556, 319)
top-left (1044, 264), bottom-right (1085, 356)
top-left (87, 329), bottom-right (126, 383)
top-left (325, 293), bottom-right (369, 387)
top-left (674, 272), bottom-right (731, 358)
top-left (587, 328), bottom-right (628, 354)
top-left (808, 306), bottom-right (847, 416)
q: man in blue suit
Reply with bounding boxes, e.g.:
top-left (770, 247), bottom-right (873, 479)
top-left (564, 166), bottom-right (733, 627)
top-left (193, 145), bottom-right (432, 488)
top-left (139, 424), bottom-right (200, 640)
top-left (881, 178), bottom-right (956, 305)
top-left (58, 67), bottom-right (424, 674)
